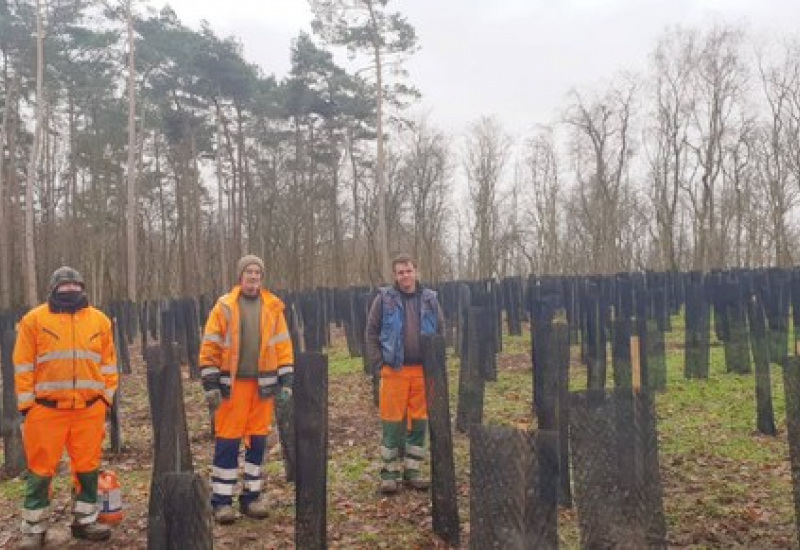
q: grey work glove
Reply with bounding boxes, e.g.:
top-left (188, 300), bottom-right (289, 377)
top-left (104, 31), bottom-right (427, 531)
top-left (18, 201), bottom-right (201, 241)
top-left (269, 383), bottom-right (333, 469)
top-left (202, 366), bottom-right (222, 410)
top-left (17, 409), bottom-right (28, 433)
top-left (276, 386), bottom-right (292, 406)
top-left (205, 388), bottom-right (222, 411)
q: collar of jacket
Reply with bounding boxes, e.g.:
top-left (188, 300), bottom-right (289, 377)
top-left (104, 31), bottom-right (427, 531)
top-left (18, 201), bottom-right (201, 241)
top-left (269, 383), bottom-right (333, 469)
top-left (392, 283), bottom-right (423, 298)
top-left (223, 285), bottom-right (284, 312)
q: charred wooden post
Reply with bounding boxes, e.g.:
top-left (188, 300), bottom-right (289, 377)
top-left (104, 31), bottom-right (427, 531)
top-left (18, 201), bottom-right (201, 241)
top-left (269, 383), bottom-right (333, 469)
top-left (422, 334), bottom-right (459, 547)
top-left (531, 293), bottom-right (572, 508)
top-left (277, 388), bottom-right (296, 483)
top-left (295, 352), bottom-right (328, 550)
top-left (146, 309), bottom-right (193, 550)
top-left (162, 472), bottom-right (212, 550)
top-left (569, 389), bottom-right (666, 549)
top-left (456, 306), bottom-right (489, 433)
top-left (684, 273), bottom-right (710, 379)
top-left (1, 327), bottom-right (25, 475)
top-left (782, 357), bottom-right (800, 544)
top-left (470, 425), bottom-right (558, 549)
top-left (747, 292), bottom-right (776, 436)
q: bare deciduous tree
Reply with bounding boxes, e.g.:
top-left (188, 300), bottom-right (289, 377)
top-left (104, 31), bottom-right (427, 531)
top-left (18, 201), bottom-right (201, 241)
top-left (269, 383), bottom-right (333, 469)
top-left (564, 77), bottom-right (638, 274)
top-left (684, 23), bottom-right (748, 271)
top-left (646, 28), bottom-right (696, 271)
top-left (520, 125), bottom-right (562, 275)
top-left (464, 116), bottom-right (511, 280)
top-left (400, 116), bottom-right (451, 282)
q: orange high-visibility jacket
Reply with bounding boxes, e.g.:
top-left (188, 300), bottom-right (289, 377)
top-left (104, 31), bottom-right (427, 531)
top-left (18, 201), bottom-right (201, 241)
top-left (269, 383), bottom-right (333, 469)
top-left (13, 304), bottom-right (118, 412)
top-left (199, 286), bottom-right (294, 392)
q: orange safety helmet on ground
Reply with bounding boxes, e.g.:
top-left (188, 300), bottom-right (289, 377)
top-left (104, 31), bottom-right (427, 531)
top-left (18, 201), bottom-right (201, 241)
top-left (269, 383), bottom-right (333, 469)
top-left (97, 470), bottom-right (123, 525)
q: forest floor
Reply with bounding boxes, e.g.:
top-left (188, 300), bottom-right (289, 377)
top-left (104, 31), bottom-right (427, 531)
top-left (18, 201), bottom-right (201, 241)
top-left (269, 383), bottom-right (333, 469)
top-left (0, 319), bottom-right (797, 549)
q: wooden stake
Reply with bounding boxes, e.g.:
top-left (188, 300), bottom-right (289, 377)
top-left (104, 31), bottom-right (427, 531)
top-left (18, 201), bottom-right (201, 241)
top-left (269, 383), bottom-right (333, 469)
top-left (631, 334), bottom-right (641, 392)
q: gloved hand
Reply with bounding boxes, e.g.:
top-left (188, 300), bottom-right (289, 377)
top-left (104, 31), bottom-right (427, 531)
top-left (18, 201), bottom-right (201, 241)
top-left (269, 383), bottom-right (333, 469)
top-left (202, 366), bottom-right (222, 410)
top-left (205, 388), bottom-right (222, 410)
top-left (276, 386), bottom-right (292, 406)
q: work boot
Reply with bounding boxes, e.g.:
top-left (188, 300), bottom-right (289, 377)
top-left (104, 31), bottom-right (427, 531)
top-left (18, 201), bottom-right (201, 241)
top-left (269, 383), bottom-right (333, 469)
top-left (404, 477), bottom-right (430, 491)
top-left (213, 505), bottom-right (237, 525)
top-left (240, 498), bottom-right (269, 520)
top-left (17, 532), bottom-right (45, 550)
top-left (379, 479), bottom-right (398, 495)
top-left (71, 521), bottom-right (111, 541)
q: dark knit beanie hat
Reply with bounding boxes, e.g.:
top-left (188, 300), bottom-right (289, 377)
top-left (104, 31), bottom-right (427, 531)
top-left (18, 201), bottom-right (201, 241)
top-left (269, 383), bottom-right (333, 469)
top-left (48, 266), bottom-right (85, 295)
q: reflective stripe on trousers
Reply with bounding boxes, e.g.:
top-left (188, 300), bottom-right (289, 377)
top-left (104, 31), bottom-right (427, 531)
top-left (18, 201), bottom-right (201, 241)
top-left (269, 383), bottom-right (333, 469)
top-left (211, 434), bottom-right (268, 507)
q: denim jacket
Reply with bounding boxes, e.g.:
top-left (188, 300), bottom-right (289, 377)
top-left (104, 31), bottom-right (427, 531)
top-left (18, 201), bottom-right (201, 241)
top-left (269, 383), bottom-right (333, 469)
top-left (378, 286), bottom-right (439, 369)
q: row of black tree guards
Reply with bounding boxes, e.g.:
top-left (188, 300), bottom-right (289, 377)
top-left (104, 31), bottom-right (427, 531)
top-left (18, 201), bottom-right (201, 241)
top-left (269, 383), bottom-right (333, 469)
top-left (2, 267), bottom-right (800, 547)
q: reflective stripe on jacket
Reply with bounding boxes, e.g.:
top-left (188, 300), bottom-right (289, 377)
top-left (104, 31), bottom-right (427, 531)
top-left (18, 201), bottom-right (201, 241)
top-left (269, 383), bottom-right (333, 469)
top-left (13, 303), bottom-right (118, 411)
top-left (199, 286), bottom-right (294, 396)
top-left (378, 287), bottom-right (439, 370)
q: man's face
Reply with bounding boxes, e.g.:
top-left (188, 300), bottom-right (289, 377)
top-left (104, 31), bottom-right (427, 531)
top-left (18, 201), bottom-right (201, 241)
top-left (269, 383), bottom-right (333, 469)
top-left (393, 261), bottom-right (417, 293)
top-left (240, 265), bottom-right (263, 297)
top-left (56, 282), bottom-right (83, 293)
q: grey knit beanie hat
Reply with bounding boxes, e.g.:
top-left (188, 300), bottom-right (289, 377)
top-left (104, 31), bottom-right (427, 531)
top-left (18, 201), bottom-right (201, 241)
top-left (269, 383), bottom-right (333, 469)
top-left (237, 255), bottom-right (265, 279)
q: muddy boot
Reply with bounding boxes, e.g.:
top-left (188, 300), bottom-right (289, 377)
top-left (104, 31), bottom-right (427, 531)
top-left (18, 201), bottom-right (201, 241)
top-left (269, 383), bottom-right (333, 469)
top-left (213, 505), bottom-right (237, 525)
top-left (21, 474), bottom-right (51, 550)
top-left (71, 470), bottom-right (108, 541)
top-left (403, 422), bottom-right (428, 491)
top-left (241, 498), bottom-right (269, 519)
top-left (17, 532), bottom-right (45, 550)
top-left (71, 521), bottom-right (111, 541)
top-left (404, 477), bottom-right (430, 491)
top-left (379, 479), bottom-right (398, 495)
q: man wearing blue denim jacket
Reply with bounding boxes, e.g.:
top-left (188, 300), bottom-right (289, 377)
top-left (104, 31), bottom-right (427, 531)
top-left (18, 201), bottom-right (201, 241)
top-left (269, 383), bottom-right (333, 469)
top-left (366, 253), bottom-right (445, 494)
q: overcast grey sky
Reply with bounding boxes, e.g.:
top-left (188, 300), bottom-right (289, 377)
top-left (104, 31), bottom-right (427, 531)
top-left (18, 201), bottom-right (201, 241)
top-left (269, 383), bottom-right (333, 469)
top-left (154, 0), bottom-right (800, 139)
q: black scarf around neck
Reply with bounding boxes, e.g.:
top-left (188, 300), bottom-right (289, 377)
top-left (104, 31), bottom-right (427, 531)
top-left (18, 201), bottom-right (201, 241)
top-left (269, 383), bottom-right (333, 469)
top-left (48, 290), bottom-right (89, 314)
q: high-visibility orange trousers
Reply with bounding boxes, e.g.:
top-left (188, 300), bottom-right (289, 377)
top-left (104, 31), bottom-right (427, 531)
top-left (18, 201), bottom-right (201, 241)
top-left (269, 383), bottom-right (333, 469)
top-left (379, 364), bottom-right (428, 481)
top-left (215, 379), bottom-right (274, 439)
top-left (23, 400), bottom-right (106, 478)
top-left (379, 364), bottom-right (427, 423)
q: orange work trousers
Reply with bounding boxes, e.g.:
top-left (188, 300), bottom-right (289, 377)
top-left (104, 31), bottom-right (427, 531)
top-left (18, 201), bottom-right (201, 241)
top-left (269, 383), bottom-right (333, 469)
top-left (23, 399), bottom-right (106, 477)
top-left (379, 364), bottom-right (427, 424)
top-left (215, 378), bottom-right (274, 439)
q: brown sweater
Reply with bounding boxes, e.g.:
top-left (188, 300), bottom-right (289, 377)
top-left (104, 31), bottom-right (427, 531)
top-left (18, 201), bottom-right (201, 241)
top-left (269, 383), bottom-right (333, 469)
top-left (237, 294), bottom-right (262, 378)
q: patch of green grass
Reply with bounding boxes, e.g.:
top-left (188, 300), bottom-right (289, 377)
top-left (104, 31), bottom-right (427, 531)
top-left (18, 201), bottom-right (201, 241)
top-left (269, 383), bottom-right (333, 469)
top-left (502, 331), bottom-right (530, 354)
top-left (0, 475), bottom-right (25, 500)
top-left (483, 369), bottom-right (533, 428)
top-left (264, 460), bottom-right (284, 477)
top-left (658, 340), bottom-right (787, 463)
top-left (328, 448), bottom-right (371, 484)
top-left (327, 346), bottom-right (363, 376)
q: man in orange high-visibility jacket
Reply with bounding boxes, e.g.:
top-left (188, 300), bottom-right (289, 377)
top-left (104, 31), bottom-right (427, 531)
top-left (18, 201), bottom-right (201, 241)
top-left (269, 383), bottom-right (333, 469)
top-left (199, 254), bottom-right (295, 525)
top-left (13, 266), bottom-right (118, 549)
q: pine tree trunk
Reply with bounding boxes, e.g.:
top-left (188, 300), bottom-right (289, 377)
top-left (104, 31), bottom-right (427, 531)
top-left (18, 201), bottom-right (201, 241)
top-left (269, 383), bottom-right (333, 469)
top-left (0, 77), bottom-right (16, 308)
top-left (126, 0), bottom-right (138, 302)
top-left (24, 0), bottom-right (45, 306)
